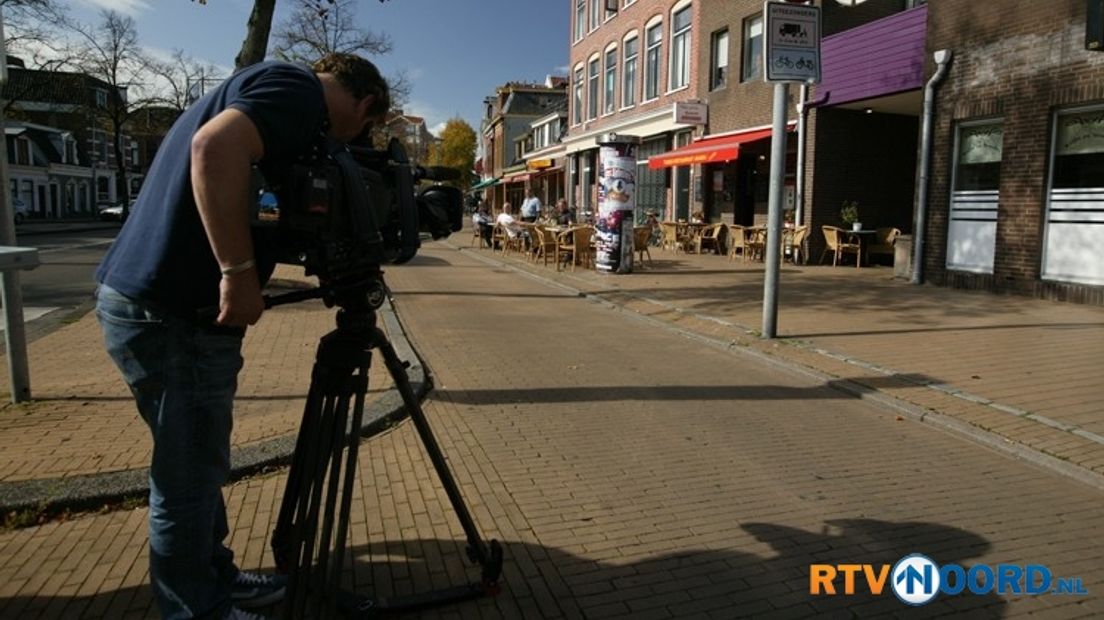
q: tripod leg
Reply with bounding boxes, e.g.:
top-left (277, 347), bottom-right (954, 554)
top-left (288, 389), bottom-right (340, 619)
top-left (374, 329), bottom-right (503, 585)
top-left (328, 373), bottom-right (369, 605)
top-left (312, 388), bottom-right (352, 620)
top-left (272, 378), bottom-right (326, 569)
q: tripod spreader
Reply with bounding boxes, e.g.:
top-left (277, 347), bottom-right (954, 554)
top-left (270, 277), bottom-right (502, 618)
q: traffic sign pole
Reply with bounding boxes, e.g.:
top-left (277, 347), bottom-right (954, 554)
top-left (761, 1), bottom-right (820, 339)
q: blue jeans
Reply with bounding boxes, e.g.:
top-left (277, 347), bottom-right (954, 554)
top-left (96, 285), bottom-right (245, 619)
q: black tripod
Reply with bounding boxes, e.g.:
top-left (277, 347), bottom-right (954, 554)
top-left (269, 273), bottom-right (503, 618)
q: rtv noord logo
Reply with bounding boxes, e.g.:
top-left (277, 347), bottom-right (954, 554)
top-left (810, 554), bottom-right (1089, 606)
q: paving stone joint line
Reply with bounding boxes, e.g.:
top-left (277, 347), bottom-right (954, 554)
top-left (451, 243), bottom-right (1104, 491)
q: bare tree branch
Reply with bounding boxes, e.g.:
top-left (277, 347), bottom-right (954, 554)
top-left (271, 0), bottom-right (391, 65)
top-left (68, 10), bottom-right (161, 213)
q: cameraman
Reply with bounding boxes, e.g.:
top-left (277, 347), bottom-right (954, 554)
top-left (94, 54), bottom-right (389, 620)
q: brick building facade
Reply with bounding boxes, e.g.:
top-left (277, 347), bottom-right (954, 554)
top-left (564, 0), bottom-right (702, 222)
top-left (924, 0), bottom-right (1104, 303)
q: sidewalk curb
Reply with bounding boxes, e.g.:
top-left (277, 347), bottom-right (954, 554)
top-left (454, 244), bottom-right (1104, 492)
top-left (15, 222), bottom-right (121, 237)
top-left (0, 298), bottom-right (430, 515)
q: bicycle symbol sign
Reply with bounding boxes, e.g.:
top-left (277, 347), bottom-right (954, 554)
top-left (764, 1), bottom-right (821, 83)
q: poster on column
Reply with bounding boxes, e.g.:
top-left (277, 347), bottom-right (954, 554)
top-left (596, 135), bottom-right (639, 273)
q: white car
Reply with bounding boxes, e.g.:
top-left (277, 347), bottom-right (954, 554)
top-left (98, 203), bottom-right (126, 222)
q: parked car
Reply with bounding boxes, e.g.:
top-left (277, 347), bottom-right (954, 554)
top-left (97, 202), bottom-right (128, 222)
top-left (12, 198), bottom-right (30, 224)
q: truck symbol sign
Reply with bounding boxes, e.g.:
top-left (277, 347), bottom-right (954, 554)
top-left (779, 22), bottom-right (807, 38)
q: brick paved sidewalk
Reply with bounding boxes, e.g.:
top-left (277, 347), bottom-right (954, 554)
top-left (2, 242), bottom-right (1099, 619)
top-left (0, 266), bottom-right (398, 509)
top-left (450, 231), bottom-right (1104, 486)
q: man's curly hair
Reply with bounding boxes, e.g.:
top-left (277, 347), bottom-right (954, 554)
top-left (312, 53), bottom-right (391, 120)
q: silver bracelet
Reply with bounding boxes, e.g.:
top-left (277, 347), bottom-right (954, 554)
top-left (220, 258), bottom-right (256, 276)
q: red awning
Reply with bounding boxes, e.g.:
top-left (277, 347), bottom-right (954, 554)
top-left (648, 127), bottom-right (777, 169)
top-left (502, 172), bottom-right (531, 183)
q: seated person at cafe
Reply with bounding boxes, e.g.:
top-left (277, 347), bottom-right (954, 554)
top-left (496, 202), bottom-right (526, 240)
top-left (472, 202), bottom-right (493, 246)
top-left (556, 198), bottom-right (574, 226)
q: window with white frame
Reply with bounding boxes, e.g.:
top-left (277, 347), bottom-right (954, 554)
top-left (588, 55), bottom-right (600, 120)
top-left (622, 34), bottom-right (638, 108)
top-left (710, 29), bottom-right (729, 90)
top-left (573, 65), bottom-right (584, 124)
top-left (946, 120), bottom-right (1002, 273)
top-left (589, 0), bottom-right (600, 31)
top-left (644, 21), bottom-right (662, 101)
top-left (669, 4), bottom-right (691, 91)
top-left (604, 47), bottom-right (617, 114)
top-left (574, 0), bottom-right (586, 42)
top-left (742, 15), bottom-right (763, 82)
top-left (1043, 106), bottom-right (1104, 284)
top-left (623, 0), bottom-right (636, 6)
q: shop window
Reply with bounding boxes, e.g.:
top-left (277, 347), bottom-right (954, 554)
top-left (742, 15), bottom-right (762, 82)
top-left (954, 123), bottom-right (1003, 191)
top-left (1051, 108), bottom-right (1104, 189)
top-left (710, 29), bottom-right (729, 90)
top-left (1043, 106), bottom-right (1104, 284)
top-left (946, 120), bottom-right (1002, 273)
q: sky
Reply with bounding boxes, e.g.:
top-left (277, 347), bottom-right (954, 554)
top-left (63, 0), bottom-right (571, 135)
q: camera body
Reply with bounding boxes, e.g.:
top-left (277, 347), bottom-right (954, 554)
top-left (255, 137), bottom-right (462, 283)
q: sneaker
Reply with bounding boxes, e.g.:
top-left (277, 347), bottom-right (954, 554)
top-left (225, 607), bottom-right (269, 620)
top-left (231, 571), bottom-right (288, 609)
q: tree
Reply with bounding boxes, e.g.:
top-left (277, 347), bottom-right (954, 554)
top-left (149, 49), bottom-right (225, 112)
top-left (70, 10), bottom-right (158, 217)
top-left (2, 0), bottom-right (73, 70)
top-left (431, 118), bottom-right (476, 189)
top-left (271, 0), bottom-right (391, 64)
top-left (190, 0), bottom-right (392, 70)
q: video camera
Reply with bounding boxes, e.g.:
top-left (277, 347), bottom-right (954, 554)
top-left (255, 137), bottom-right (463, 283)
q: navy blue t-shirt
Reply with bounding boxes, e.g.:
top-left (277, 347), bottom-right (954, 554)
top-left (95, 61), bottom-right (326, 316)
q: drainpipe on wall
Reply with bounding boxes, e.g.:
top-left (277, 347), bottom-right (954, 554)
top-left (912, 49), bottom-right (953, 285)
top-left (795, 86), bottom-right (829, 228)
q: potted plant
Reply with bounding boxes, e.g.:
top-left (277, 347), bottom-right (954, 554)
top-left (840, 200), bottom-right (862, 231)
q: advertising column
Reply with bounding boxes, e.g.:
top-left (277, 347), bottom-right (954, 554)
top-left (596, 133), bottom-right (640, 274)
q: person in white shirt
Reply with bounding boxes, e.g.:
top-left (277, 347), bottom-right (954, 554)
top-left (520, 190), bottom-right (541, 223)
top-left (496, 202), bottom-right (524, 238)
top-left (472, 202), bottom-right (493, 247)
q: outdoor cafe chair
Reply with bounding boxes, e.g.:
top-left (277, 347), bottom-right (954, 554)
top-left (695, 223), bottom-right (725, 255)
top-left (820, 225), bottom-right (861, 268)
top-left (744, 227), bottom-right (767, 262)
top-left (491, 222), bottom-right (507, 252)
top-left (497, 223), bottom-right (525, 256)
top-left (867, 227), bottom-right (901, 264)
top-left (633, 225), bottom-right (653, 267)
top-left (530, 225), bottom-right (558, 267)
top-left (727, 225), bottom-right (747, 261)
top-left (661, 221), bottom-right (691, 253)
top-left (790, 225), bottom-right (810, 265)
top-left (556, 225), bottom-right (593, 272)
